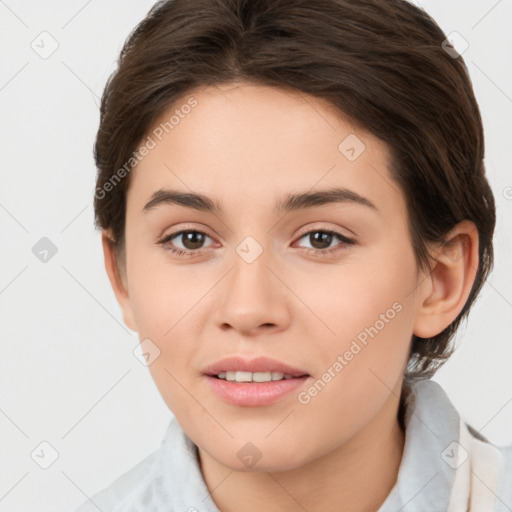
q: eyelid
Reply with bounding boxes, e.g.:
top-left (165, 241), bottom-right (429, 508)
top-left (294, 223), bottom-right (355, 241)
top-left (159, 227), bottom-right (216, 248)
top-left (158, 222), bottom-right (216, 239)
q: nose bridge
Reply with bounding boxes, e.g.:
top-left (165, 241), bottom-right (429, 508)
top-left (214, 233), bottom-right (289, 333)
top-left (228, 215), bottom-right (275, 282)
top-left (230, 234), bottom-right (274, 302)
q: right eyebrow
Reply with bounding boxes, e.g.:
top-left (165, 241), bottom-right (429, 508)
top-left (143, 189), bottom-right (222, 214)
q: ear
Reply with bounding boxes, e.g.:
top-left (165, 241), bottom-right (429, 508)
top-left (413, 220), bottom-right (479, 338)
top-left (101, 231), bottom-right (137, 332)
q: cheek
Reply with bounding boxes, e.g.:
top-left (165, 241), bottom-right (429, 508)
top-left (293, 274), bottom-right (414, 447)
top-left (295, 252), bottom-right (414, 343)
top-left (294, 251), bottom-right (418, 407)
top-left (126, 257), bottom-right (209, 392)
top-left (126, 245), bottom-right (199, 335)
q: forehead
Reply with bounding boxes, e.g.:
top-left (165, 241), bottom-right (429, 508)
top-left (126, 82), bottom-right (403, 220)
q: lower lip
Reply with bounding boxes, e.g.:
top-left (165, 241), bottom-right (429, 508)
top-left (204, 375), bottom-right (310, 406)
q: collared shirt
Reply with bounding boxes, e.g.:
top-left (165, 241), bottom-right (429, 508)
top-left (74, 378), bottom-right (512, 511)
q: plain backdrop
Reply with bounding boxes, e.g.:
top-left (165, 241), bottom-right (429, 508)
top-left (1, 1), bottom-right (511, 511)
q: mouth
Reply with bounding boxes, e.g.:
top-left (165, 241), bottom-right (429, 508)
top-left (202, 356), bottom-right (311, 406)
top-left (212, 371), bottom-right (303, 382)
top-left (202, 355), bottom-right (309, 379)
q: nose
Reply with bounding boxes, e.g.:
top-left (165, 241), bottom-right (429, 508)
top-left (213, 246), bottom-right (291, 337)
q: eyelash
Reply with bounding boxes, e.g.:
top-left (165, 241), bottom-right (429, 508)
top-left (157, 228), bottom-right (356, 258)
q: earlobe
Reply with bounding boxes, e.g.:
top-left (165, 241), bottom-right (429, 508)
top-left (413, 220), bottom-right (479, 339)
top-left (101, 231), bottom-right (138, 332)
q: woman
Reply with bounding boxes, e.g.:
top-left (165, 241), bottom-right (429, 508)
top-left (77, 0), bottom-right (511, 510)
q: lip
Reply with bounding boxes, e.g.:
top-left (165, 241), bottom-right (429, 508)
top-left (202, 356), bottom-right (309, 377)
top-left (202, 356), bottom-right (310, 407)
top-left (204, 375), bottom-right (310, 406)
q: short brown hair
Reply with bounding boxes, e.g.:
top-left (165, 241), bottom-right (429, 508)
top-left (93, 0), bottom-right (496, 381)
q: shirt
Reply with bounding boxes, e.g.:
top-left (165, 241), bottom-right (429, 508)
top-left (73, 378), bottom-right (512, 511)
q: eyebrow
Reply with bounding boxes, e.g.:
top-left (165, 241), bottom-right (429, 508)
top-left (142, 186), bottom-right (378, 214)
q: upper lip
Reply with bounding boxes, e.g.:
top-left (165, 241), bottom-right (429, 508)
top-left (202, 356), bottom-right (309, 377)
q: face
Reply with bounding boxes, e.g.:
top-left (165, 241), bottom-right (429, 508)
top-left (111, 82), bottom-right (430, 472)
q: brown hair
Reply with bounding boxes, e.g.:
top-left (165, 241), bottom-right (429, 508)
top-left (93, 0), bottom-right (495, 382)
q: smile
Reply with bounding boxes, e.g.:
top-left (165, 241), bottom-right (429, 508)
top-left (215, 371), bottom-right (295, 382)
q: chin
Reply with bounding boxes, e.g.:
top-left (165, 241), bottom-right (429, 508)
top-left (202, 440), bottom-right (313, 474)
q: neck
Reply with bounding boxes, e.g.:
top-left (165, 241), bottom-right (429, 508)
top-left (198, 388), bottom-right (406, 512)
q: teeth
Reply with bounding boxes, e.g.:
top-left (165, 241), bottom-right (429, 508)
top-left (216, 371), bottom-right (294, 382)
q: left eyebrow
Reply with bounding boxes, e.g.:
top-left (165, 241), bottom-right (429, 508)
top-left (275, 186), bottom-right (378, 214)
top-left (142, 186), bottom-right (378, 214)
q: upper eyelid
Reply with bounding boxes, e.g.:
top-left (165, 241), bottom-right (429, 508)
top-left (295, 224), bottom-right (354, 240)
top-left (162, 228), bottom-right (215, 243)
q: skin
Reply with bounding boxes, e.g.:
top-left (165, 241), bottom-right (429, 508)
top-left (102, 82), bottom-right (479, 512)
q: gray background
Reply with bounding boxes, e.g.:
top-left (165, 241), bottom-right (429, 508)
top-left (1, 1), bottom-right (511, 510)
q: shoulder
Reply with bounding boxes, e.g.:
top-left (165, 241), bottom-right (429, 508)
top-left (72, 450), bottom-right (159, 512)
top-left (465, 422), bottom-right (512, 510)
top-left (493, 442), bottom-right (512, 510)
top-left (405, 378), bottom-right (512, 509)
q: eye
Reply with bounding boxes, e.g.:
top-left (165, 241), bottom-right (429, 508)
top-left (158, 227), bottom-right (355, 258)
top-left (294, 229), bottom-right (355, 256)
top-left (158, 229), bottom-right (215, 257)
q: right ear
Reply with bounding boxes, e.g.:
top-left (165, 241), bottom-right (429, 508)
top-left (101, 231), bottom-right (137, 332)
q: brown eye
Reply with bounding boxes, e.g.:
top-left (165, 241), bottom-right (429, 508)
top-left (159, 230), bottom-right (214, 256)
top-left (308, 231), bottom-right (334, 249)
top-left (295, 229), bottom-right (355, 257)
top-left (175, 231), bottom-right (208, 250)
